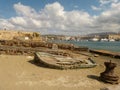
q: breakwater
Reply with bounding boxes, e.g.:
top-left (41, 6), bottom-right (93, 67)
top-left (0, 40), bottom-right (88, 55)
top-left (90, 49), bottom-right (120, 59)
top-left (0, 40), bottom-right (88, 50)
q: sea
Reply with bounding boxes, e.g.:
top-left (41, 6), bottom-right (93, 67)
top-left (51, 40), bottom-right (120, 53)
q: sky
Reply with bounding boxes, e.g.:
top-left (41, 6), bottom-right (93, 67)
top-left (0, 0), bottom-right (120, 35)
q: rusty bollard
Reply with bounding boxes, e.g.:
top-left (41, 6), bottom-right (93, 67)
top-left (100, 60), bottom-right (119, 84)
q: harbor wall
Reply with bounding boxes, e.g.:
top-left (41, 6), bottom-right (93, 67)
top-left (0, 40), bottom-right (88, 52)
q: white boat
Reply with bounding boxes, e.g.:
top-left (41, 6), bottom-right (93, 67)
top-left (109, 39), bottom-right (115, 42)
top-left (90, 38), bottom-right (99, 41)
top-left (101, 38), bottom-right (108, 42)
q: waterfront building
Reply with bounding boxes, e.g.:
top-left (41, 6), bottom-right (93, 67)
top-left (108, 34), bottom-right (120, 41)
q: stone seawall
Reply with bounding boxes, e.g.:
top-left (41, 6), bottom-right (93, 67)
top-left (0, 40), bottom-right (88, 52)
top-left (0, 45), bottom-right (83, 56)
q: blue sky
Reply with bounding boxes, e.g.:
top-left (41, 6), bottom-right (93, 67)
top-left (0, 0), bottom-right (99, 18)
top-left (0, 0), bottom-right (120, 35)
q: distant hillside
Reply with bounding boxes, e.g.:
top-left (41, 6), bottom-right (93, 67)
top-left (87, 32), bottom-right (118, 36)
top-left (42, 34), bottom-right (65, 37)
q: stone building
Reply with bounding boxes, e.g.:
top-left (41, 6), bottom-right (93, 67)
top-left (108, 34), bottom-right (120, 40)
top-left (0, 30), bottom-right (42, 41)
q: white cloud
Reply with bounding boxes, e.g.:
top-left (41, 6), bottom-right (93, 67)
top-left (91, 5), bottom-right (101, 11)
top-left (10, 17), bottom-right (27, 26)
top-left (0, 1), bottom-right (120, 35)
top-left (92, 0), bottom-right (119, 11)
top-left (99, 0), bottom-right (118, 6)
top-left (0, 19), bottom-right (15, 29)
top-left (92, 1), bottom-right (120, 32)
top-left (14, 2), bottom-right (38, 18)
top-left (74, 5), bottom-right (79, 8)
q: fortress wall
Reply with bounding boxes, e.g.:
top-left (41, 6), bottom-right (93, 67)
top-left (0, 30), bottom-right (42, 41)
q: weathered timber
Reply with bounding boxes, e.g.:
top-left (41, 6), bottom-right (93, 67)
top-left (100, 61), bottom-right (119, 84)
top-left (34, 52), bottom-right (97, 70)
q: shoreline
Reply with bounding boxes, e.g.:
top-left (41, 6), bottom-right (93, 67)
top-left (50, 40), bottom-right (120, 53)
top-left (0, 54), bottom-right (120, 90)
top-left (0, 38), bottom-right (120, 89)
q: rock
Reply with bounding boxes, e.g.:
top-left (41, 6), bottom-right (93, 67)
top-left (94, 54), bottom-right (99, 57)
top-left (100, 87), bottom-right (109, 90)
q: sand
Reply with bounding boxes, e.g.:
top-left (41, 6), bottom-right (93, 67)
top-left (0, 54), bottom-right (120, 90)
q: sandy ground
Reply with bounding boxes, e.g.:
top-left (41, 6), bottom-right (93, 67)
top-left (0, 54), bottom-right (120, 90)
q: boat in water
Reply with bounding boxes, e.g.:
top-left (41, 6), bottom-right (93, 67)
top-left (34, 52), bottom-right (97, 70)
top-left (100, 38), bottom-right (109, 42)
top-left (109, 39), bottom-right (115, 42)
top-left (89, 38), bottom-right (99, 42)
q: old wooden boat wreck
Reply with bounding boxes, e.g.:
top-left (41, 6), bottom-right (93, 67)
top-left (34, 52), bottom-right (97, 69)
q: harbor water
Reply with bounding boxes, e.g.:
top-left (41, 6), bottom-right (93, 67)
top-left (52, 40), bottom-right (120, 52)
